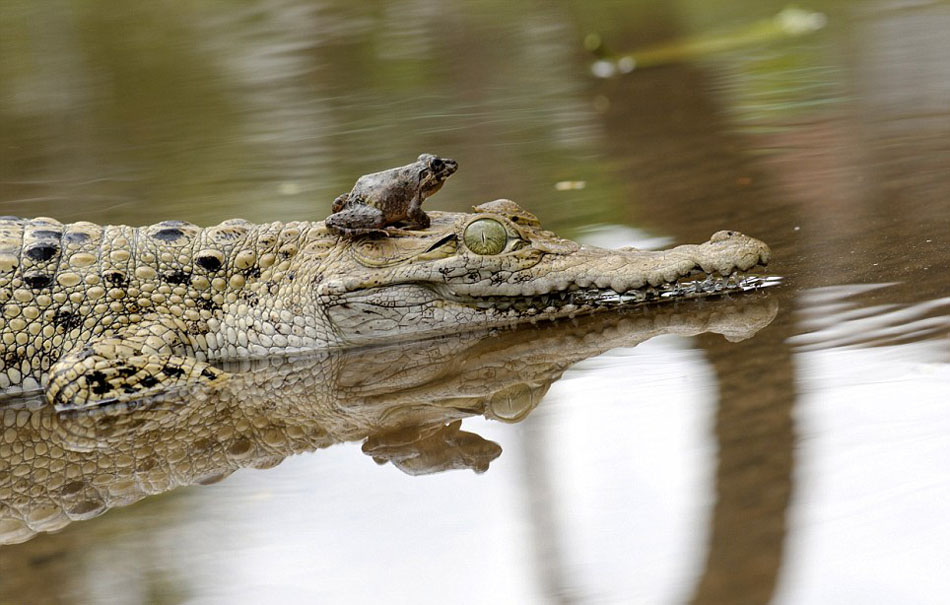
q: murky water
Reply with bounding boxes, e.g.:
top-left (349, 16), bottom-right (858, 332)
top-left (1, 1), bottom-right (949, 603)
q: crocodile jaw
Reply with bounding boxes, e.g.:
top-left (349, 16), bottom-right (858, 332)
top-left (322, 231), bottom-right (772, 346)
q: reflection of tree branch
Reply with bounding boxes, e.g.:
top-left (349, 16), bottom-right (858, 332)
top-left (587, 7), bottom-right (826, 76)
top-left (514, 298), bottom-right (779, 604)
top-left (690, 310), bottom-right (796, 605)
top-left (594, 10), bottom-right (803, 595)
top-left (0, 296), bottom-right (776, 545)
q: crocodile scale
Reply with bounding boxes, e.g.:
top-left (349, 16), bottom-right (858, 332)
top-left (0, 216), bottom-right (329, 407)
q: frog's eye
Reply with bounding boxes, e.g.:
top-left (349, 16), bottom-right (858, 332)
top-left (430, 158), bottom-right (445, 171)
top-left (463, 219), bottom-right (508, 255)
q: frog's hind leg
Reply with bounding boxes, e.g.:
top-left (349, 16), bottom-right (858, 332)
top-left (46, 317), bottom-right (228, 411)
top-left (325, 204), bottom-right (388, 236)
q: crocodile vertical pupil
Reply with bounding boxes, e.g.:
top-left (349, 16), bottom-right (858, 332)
top-left (463, 219), bottom-right (508, 255)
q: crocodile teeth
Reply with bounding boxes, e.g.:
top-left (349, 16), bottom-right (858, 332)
top-left (449, 269), bottom-right (773, 316)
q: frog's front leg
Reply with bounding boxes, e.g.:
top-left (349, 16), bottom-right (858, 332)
top-left (46, 317), bottom-right (227, 411)
top-left (405, 193), bottom-right (431, 230)
top-left (325, 204), bottom-right (389, 235)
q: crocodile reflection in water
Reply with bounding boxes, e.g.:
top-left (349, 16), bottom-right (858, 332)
top-left (0, 296), bottom-right (776, 544)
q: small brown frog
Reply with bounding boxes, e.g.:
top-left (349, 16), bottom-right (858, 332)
top-left (326, 153), bottom-right (458, 235)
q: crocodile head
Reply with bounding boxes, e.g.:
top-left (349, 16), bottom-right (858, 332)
top-left (310, 200), bottom-right (772, 346)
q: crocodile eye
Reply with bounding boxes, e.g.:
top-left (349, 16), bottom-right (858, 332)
top-left (463, 219), bottom-right (508, 255)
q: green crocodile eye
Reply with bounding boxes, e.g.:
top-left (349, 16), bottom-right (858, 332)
top-left (463, 219), bottom-right (508, 255)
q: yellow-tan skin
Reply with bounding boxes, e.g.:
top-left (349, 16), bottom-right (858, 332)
top-left (0, 200), bottom-right (770, 411)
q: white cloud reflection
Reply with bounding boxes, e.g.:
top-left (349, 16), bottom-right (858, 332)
top-left (776, 341), bottom-right (950, 605)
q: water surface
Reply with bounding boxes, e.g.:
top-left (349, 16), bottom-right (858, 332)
top-left (1, 1), bottom-right (949, 603)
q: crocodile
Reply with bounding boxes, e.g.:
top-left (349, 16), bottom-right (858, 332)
top-left (0, 199), bottom-right (771, 410)
top-left (0, 297), bottom-right (778, 545)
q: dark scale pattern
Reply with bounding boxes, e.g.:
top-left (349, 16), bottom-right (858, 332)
top-left (0, 216), bottom-right (322, 399)
top-left (163, 271), bottom-right (190, 285)
top-left (196, 255), bottom-right (222, 272)
top-left (24, 244), bottom-right (59, 262)
top-left (24, 274), bottom-right (52, 289)
top-left (152, 228), bottom-right (185, 242)
top-left (53, 310), bottom-right (83, 331)
top-left (63, 232), bottom-right (90, 244)
top-left (104, 271), bottom-right (127, 286)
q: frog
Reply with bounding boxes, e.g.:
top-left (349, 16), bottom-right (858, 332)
top-left (326, 153), bottom-right (459, 235)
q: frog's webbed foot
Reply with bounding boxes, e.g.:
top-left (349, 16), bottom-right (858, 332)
top-left (46, 319), bottom-right (228, 411)
top-left (331, 193), bottom-right (349, 213)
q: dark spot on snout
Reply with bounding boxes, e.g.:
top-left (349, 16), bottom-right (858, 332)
top-left (163, 271), bottom-right (190, 285)
top-left (196, 296), bottom-right (220, 312)
top-left (196, 255), bottom-right (222, 272)
top-left (104, 271), bottom-right (127, 286)
top-left (63, 232), bottom-right (91, 244)
top-left (33, 230), bottom-right (62, 239)
top-left (243, 266), bottom-right (261, 279)
top-left (24, 273), bottom-right (52, 289)
top-left (4, 350), bottom-right (22, 367)
top-left (88, 370), bottom-right (111, 395)
top-left (152, 228), bottom-right (184, 242)
top-left (162, 365), bottom-right (185, 378)
top-left (61, 480), bottom-right (84, 495)
top-left (117, 366), bottom-right (137, 378)
top-left (25, 243), bottom-right (59, 261)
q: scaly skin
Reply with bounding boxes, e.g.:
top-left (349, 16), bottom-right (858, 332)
top-left (0, 296), bottom-right (778, 545)
top-left (0, 200), bottom-right (770, 410)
